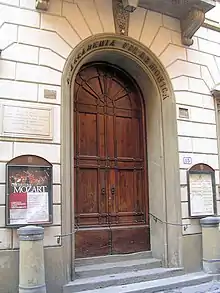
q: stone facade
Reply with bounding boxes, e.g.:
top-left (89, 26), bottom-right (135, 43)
top-left (0, 0), bottom-right (220, 292)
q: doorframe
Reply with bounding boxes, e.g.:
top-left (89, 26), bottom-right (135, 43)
top-left (61, 33), bottom-right (182, 281)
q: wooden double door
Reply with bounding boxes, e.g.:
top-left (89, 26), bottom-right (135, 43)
top-left (74, 62), bottom-right (150, 258)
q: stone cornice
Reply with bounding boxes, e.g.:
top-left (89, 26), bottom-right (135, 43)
top-left (181, 7), bottom-right (205, 46)
top-left (35, 0), bottom-right (50, 10)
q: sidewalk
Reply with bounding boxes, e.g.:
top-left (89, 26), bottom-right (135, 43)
top-left (160, 281), bottom-right (220, 293)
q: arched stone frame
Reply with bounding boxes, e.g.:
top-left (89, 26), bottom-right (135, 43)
top-left (60, 33), bottom-right (182, 280)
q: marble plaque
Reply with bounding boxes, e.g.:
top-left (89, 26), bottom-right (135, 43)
top-left (2, 104), bottom-right (53, 140)
top-left (44, 89), bottom-right (57, 100)
top-left (189, 173), bottom-right (214, 217)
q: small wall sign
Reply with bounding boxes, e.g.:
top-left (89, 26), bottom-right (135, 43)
top-left (179, 107), bottom-right (189, 119)
top-left (44, 89), bottom-right (57, 100)
top-left (183, 157), bottom-right (192, 164)
top-left (187, 163), bottom-right (216, 218)
top-left (5, 155), bottom-right (53, 227)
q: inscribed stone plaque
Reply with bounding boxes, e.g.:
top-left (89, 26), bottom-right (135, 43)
top-left (44, 89), bottom-right (57, 100)
top-left (189, 173), bottom-right (214, 217)
top-left (2, 105), bottom-right (52, 140)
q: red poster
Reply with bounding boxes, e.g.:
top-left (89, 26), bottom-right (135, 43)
top-left (9, 192), bottom-right (27, 209)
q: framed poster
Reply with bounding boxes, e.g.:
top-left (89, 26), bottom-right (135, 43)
top-left (187, 163), bottom-right (216, 218)
top-left (6, 155), bottom-right (53, 227)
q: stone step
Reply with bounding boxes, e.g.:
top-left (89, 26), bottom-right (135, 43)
top-left (75, 257), bottom-right (162, 278)
top-left (64, 267), bottom-right (184, 293)
top-left (67, 272), bottom-right (216, 293)
top-left (75, 251), bottom-right (152, 267)
top-left (157, 280), bottom-right (220, 293)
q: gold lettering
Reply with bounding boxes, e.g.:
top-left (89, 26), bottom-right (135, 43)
top-left (128, 45), bottom-right (134, 52)
top-left (71, 39), bottom-right (170, 99)
top-left (162, 87), bottom-right (168, 93)
top-left (109, 40), bottom-right (115, 46)
top-left (99, 40), bottom-right (106, 46)
top-left (138, 52), bottom-right (150, 64)
top-left (162, 93), bottom-right (169, 99)
top-left (133, 46), bottom-right (138, 54)
top-left (157, 76), bottom-right (164, 83)
top-left (81, 48), bottom-right (86, 56)
top-left (139, 52), bottom-right (145, 60)
top-left (154, 70), bottom-right (160, 77)
top-left (149, 63), bottom-right (157, 71)
top-left (73, 40), bottom-right (115, 64)
top-left (93, 42), bottom-right (99, 48)
top-left (123, 42), bottom-right (129, 49)
top-left (160, 81), bottom-right (166, 88)
top-left (127, 45), bottom-right (138, 55)
top-left (144, 56), bottom-right (150, 64)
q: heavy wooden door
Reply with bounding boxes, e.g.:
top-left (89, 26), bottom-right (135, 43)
top-left (74, 63), bottom-right (150, 258)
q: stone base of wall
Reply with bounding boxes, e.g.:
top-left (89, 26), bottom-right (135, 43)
top-left (0, 247), bottom-right (66, 293)
top-left (182, 234), bottom-right (202, 272)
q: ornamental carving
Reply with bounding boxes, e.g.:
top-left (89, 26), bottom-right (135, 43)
top-left (181, 7), bottom-right (205, 46)
top-left (112, 0), bottom-right (130, 35)
top-left (35, 0), bottom-right (50, 10)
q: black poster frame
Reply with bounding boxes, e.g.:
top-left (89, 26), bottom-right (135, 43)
top-left (187, 167), bottom-right (216, 219)
top-left (5, 163), bottom-right (53, 228)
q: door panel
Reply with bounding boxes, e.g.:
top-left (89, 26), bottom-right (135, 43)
top-left (75, 229), bottom-right (110, 258)
top-left (106, 115), bottom-right (114, 158)
top-left (116, 117), bottom-right (134, 158)
top-left (75, 167), bottom-right (109, 227)
top-left (74, 63), bottom-right (149, 258)
top-left (111, 226), bottom-right (150, 254)
top-left (109, 169), bottom-right (145, 226)
top-left (77, 169), bottom-right (98, 214)
top-left (78, 113), bottom-right (97, 156)
top-left (117, 170), bottom-right (134, 213)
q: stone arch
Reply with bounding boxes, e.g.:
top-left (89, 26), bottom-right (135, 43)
top-left (61, 33), bottom-right (182, 279)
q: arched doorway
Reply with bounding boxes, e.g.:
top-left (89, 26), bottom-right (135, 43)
top-left (61, 34), bottom-right (182, 278)
top-left (74, 62), bottom-right (150, 258)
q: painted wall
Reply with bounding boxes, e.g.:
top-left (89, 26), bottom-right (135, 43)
top-left (0, 0), bottom-right (220, 291)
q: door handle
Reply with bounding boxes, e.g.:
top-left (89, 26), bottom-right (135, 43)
top-left (101, 187), bottom-right (106, 196)
top-left (111, 186), bottom-right (115, 195)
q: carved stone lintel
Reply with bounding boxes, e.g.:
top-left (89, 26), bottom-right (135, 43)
top-left (113, 0), bottom-right (130, 36)
top-left (181, 7), bottom-right (205, 46)
top-left (35, 0), bottom-right (50, 11)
